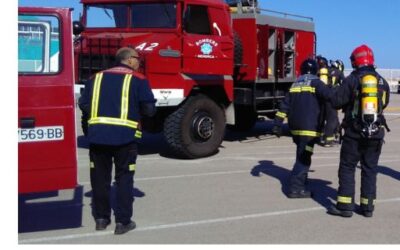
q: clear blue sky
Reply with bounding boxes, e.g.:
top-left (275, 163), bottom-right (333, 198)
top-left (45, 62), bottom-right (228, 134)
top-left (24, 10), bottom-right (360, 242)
top-left (18, 0), bottom-right (400, 68)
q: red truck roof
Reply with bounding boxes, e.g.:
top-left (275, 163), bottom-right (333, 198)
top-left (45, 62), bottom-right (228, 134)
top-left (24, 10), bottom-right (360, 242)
top-left (81, 0), bottom-right (227, 8)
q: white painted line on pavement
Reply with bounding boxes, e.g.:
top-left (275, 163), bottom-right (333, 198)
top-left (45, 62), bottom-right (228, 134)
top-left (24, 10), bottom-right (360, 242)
top-left (137, 149), bottom-right (400, 162)
top-left (136, 169), bottom-right (249, 181)
top-left (137, 153), bottom-right (338, 162)
top-left (19, 197), bottom-right (400, 244)
top-left (78, 170), bottom-right (250, 185)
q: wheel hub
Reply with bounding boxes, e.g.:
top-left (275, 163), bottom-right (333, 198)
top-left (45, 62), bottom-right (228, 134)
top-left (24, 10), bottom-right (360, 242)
top-left (192, 113), bottom-right (214, 141)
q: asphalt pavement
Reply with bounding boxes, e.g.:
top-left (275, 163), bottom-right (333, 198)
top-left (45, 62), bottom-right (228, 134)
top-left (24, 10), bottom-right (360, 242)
top-left (18, 93), bottom-right (400, 244)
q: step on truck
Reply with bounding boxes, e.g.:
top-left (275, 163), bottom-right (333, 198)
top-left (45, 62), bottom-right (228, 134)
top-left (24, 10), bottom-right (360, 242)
top-left (74, 0), bottom-right (316, 158)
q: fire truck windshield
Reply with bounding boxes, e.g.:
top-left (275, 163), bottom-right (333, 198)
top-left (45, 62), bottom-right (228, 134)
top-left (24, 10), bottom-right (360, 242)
top-left (132, 3), bottom-right (176, 28)
top-left (86, 4), bottom-right (128, 28)
top-left (86, 3), bottom-right (177, 29)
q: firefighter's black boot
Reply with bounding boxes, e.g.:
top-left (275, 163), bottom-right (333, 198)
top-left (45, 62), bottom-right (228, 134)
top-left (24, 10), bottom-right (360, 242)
top-left (362, 211), bottom-right (373, 218)
top-left (327, 206), bottom-right (353, 218)
top-left (114, 221), bottom-right (136, 235)
top-left (287, 189), bottom-right (312, 198)
top-left (95, 218), bottom-right (111, 230)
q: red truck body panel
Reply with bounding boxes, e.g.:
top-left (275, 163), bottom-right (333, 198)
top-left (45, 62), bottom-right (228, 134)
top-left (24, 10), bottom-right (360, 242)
top-left (295, 31), bottom-right (316, 76)
top-left (232, 12), bottom-right (315, 82)
top-left (232, 18), bottom-right (258, 81)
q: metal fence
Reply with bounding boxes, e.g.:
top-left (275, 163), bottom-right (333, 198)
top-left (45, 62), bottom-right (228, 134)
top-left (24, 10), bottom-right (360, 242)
top-left (344, 69), bottom-right (400, 93)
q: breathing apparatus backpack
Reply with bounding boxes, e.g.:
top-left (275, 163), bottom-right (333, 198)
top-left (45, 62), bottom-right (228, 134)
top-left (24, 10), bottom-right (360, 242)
top-left (319, 67), bottom-right (330, 85)
top-left (352, 72), bottom-right (389, 137)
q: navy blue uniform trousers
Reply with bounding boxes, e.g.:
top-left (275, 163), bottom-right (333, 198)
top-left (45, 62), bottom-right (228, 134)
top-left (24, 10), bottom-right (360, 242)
top-left (289, 137), bottom-right (317, 192)
top-left (89, 142), bottom-right (137, 225)
top-left (337, 136), bottom-right (383, 212)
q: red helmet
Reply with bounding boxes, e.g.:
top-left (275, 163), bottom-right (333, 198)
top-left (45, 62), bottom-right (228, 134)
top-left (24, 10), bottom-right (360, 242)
top-left (350, 44), bottom-right (374, 68)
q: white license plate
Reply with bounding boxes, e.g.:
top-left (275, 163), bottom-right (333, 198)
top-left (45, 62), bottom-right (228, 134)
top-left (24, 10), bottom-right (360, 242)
top-left (18, 126), bottom-right (64, 143)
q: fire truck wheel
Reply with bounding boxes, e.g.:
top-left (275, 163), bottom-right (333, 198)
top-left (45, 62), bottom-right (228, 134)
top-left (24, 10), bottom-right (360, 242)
top-left (164, 94), bottom-right (226, 159)
top-left (227, 105), bottom-right (257, 131)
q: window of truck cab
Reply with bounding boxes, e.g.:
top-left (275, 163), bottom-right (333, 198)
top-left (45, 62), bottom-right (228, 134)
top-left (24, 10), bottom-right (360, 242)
top-left (183, 5), bottom-right (211, 35)
top-left (85, 4), bottom-right (128, 28)
top-left (85, 3), bottom-right (177, 29)
top-left (18, 14), bottom-right (61, 74)
top-left (131, 3), bottom-right (177, 28)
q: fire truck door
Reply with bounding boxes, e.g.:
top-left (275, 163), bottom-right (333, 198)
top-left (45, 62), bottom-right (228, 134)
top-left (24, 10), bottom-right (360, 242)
top-left (18, 8), bottom-right (77, 193)
top-left (182, 4), bottom-right (233, 75)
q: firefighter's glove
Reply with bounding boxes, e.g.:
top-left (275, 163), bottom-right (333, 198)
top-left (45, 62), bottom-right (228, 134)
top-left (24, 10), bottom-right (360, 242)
top-left (272, 125), bottom-right (282, 138)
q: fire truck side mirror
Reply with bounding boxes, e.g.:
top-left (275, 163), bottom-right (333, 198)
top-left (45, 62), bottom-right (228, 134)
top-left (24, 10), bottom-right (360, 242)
top-left (73, 21), bottom-right (85, 36)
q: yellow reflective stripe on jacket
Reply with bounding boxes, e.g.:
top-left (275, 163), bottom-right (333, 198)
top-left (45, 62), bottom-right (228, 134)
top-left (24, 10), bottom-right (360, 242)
top-left (276, 111), bottom-right (287, 119)
top-left (291, 130), bottom-right (320, 137)
top-left (91, 73), bottom-right (104, 119)
top-left (89, 117), bottom-right (138, 129)
top-left (289, 86), bottom-right (315, 93)
top-left (135, 130), bottom-right (142, 138)
top-left (120, 74), bottom-right (133, 120)
top-left (325, 136), bottom-right (335, 142)
top-left (337, 196), bottom-right (352, 204)
top-left (305, 145), bottom-right (314, 153)
top-left (129, 164), bottom-right (136, 171)
top-left (361, 197), bottom-right (375, 205)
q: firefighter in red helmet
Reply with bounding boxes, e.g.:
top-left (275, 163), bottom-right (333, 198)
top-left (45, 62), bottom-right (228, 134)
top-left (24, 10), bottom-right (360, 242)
top-left (328, 45), bottom-right (390, 218)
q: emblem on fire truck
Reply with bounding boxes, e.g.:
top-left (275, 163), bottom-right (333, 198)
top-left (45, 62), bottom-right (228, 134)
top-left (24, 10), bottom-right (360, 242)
top-left (200, 43), bottom-right (213, 55)
top-left (196, 39), bottom-right (218, 58)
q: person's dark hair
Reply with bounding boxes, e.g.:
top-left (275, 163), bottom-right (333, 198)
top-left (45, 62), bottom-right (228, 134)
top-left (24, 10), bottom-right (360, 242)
top-left (115, 47), bottom-right (136, 63)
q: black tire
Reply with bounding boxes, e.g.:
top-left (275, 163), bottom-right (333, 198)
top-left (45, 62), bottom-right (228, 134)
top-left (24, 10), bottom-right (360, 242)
top-left (164, 95), bottom-right (226, 159)
top-left (227, 105), bottom-right (257, 131)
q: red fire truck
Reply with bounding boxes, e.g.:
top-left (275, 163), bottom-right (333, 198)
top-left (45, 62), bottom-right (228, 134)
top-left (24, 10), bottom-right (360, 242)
top-left (18, 1), bottom-right (315, 191)
top-left (18, 7), bottom-right (77, 193)
top-left (73, 0), bottom-right (316, 159)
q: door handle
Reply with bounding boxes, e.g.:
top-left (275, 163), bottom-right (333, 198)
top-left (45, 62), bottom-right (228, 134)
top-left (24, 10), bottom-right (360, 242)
top-left (20, 117), bottom-right (35, 128)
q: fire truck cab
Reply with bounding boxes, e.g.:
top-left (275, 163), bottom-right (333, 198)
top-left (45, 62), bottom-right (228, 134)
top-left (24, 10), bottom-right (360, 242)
top-left (18, 7), bottom-right (77, 193)
top-left (74, 0), bottom-right (316, 159)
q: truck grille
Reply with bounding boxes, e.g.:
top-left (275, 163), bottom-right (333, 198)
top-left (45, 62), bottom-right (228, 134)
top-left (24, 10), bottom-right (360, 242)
top-left (78, 53), bottom-right (116, 83)
top-left (77, 38), bottom-right (121, 83)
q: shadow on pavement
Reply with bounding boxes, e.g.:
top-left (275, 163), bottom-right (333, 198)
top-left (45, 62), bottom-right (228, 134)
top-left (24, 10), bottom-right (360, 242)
top-left (224, 121), bottom-right (291, 142)
top-left (18, 185), bottom-right (84, 233)
top-left (251, 160), bottom-right (337, 209)
top-left (378, 165), bottom-right (400, 181)
top-left (84, 183), bottom-right (146, 199)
